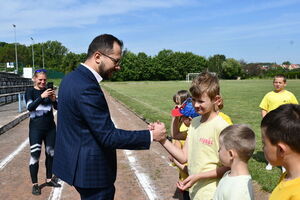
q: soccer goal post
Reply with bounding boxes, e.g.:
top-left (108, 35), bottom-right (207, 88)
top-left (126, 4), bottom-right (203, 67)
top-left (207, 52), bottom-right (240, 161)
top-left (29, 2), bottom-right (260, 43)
top-left (186, 73), bottom-right (200, 82)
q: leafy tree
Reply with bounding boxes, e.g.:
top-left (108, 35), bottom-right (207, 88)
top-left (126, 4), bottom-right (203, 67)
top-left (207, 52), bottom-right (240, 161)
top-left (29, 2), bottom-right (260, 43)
top-left (152, 49), bottom-right (176, 80)
top-left (62, 52), bottom-right (86, 73)
top-left (136, 52), bottom-right (154, 80)
top-left (282, 61), bottom-right (291, 65)
top-left (207, 54), bottom-right (226, 75)
top-left (42, 41), bottom-right (68, 71)
top-left (112, 51), bottom-right (137, 81)
top-left (243, 63), bottom-right (263, 77)
top-left (221, 58), bottom-right (242, 79)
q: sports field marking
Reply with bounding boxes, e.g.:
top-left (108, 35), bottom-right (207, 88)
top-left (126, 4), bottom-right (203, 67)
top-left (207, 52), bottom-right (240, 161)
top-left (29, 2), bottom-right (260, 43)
top-left (0, 111), bottom-right (58, 171)
top-left (0, 138), bottom-right (29, 170)
top-left (48, 179), bottom-right (64, 200)
top-left (109, 91), bottom-right (171, 167)
top-left (124, 150), bottom-right (158, 200)
top-left (112, 117), bottom-right (158, 200)
top-left (0, 111), bottom-right (64, 200)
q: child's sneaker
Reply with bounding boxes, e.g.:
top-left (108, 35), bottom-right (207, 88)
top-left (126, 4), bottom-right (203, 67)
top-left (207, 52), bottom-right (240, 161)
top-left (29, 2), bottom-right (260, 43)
top-left (266, 163), bottom-right (273, 170)
top-left (32, 184), bottom-right (41, 195)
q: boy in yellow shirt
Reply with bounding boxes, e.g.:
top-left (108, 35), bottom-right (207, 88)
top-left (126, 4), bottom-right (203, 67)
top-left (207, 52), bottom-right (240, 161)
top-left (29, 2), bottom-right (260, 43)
top-left (259, 74), bottom-right (298, 170)
top-left (260, 74), bottom-right (298, 117)
top-left (261, 104), bottom-right (300, 200)
top-left (159, 72), bottom-right (230, 200)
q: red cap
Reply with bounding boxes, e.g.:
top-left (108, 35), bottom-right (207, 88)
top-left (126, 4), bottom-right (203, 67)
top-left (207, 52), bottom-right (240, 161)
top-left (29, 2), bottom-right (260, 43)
top-left (171, 107), bottom-right (183, 117)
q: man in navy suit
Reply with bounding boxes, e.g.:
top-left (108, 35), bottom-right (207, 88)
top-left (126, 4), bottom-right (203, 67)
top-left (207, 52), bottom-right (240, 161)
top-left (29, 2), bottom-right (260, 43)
top-left (53, 34), bottom-right (166, 200)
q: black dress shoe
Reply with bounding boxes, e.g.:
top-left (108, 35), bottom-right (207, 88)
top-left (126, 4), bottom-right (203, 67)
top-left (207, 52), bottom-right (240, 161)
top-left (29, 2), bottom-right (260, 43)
top-left (52, 176), bottom-right (59, 183)
top-left (46, 180), bottom-right (61, 187)
top-left (32, 184), bottom-right (41, 195)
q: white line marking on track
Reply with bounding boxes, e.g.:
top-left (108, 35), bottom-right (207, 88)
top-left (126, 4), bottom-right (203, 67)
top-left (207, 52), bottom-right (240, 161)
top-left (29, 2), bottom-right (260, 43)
top-left (0, 110), bottom-right (64, 200)
top-left (124, 150), bottom-right (158, 200)
top-left (112, 117), bottom-right (158, 200)
top-left (48, 180), bottom-right (65, 200)
top-left (0, 138), bottom-right (29, 170)
top-left (47, 110), bottom-right (66, 200)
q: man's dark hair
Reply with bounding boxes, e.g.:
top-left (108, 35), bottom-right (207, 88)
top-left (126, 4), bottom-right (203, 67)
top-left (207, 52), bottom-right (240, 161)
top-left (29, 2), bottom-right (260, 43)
top-left (87, 34), bottom-right (123, 58)
top-left (261, 104), bottom-right (300, 153)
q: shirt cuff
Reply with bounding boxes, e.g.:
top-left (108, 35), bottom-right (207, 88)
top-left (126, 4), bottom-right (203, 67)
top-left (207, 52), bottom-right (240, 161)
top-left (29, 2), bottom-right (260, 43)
top-left (150, 130), bottom-right (153, 142)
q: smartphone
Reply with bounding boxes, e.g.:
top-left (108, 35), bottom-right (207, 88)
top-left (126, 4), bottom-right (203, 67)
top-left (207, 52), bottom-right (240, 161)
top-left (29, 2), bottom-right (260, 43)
top-left (47, 82), bottom-right (54, 90)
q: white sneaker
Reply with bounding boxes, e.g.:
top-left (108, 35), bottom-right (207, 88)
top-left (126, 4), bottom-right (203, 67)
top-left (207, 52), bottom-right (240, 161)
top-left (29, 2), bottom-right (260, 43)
top-left (282, 166), bottom-right (286, 173)
top-left (266, 163), bottom-right (273, 170)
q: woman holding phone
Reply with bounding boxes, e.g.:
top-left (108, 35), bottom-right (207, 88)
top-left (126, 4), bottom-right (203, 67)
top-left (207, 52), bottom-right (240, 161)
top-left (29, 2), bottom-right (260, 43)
top-left (25, 69), bottom-right (60, 195)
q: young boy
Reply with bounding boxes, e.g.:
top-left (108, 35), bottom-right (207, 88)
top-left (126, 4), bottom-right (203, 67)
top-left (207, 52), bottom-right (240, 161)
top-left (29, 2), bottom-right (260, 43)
top-left (261, 104), bottom-right (300, 200)
top-left (259, 74), bottom-right (298, 117)
top-left (259, 74), bottom-right (298, 170)
top-left (213, 124), bottom-right (255, 200)
top-left (159, 72), bottom-right (230, 200)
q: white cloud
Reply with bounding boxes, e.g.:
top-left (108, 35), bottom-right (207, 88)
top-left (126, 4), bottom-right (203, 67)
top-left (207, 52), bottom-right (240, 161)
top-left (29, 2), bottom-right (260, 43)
top-left (0, 0), bottom-right (189, 39)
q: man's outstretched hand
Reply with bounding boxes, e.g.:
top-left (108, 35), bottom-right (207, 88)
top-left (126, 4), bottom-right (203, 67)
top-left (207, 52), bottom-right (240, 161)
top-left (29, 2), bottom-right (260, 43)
top-left (148, 121), bottom-right (166, 142)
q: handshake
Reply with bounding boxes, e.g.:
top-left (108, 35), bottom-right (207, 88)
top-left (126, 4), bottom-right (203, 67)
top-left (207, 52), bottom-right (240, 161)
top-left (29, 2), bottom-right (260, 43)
top-left (148, 121), bottom-right (167, 143)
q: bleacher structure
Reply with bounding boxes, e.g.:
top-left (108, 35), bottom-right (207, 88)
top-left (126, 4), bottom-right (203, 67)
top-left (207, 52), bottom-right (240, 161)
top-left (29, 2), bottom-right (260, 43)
top-left (0, 72), bottom-right (33, 106)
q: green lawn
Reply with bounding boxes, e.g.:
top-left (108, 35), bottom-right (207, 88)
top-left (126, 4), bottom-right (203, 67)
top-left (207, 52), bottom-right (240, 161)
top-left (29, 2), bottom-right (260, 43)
top-left (102, 79), bottom-right (300, 192)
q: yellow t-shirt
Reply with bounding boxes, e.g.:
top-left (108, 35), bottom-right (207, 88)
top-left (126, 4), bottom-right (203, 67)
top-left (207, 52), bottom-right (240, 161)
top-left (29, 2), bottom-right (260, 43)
top-left (269, 172), bottom-right (300, 200)
top-left (218, 112), bottom-right (233, 125)
top-left (259, 90), bottom-right (298, 112)
top-left (188, 115), bottom-right (229, 200)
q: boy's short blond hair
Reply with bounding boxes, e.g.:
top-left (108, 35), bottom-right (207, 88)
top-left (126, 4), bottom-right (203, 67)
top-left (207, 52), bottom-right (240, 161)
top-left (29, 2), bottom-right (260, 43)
top-left (189, 72), bottom-right (220, 100)
top-left (220, 124), bottom-right (256, 162)
top-left (273, 74), bottom-right (286, 83)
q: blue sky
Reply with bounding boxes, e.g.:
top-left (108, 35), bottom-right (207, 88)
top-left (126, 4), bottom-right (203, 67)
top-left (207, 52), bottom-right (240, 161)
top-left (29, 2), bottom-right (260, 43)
top-left (1, 0), bottom-right (300, 64)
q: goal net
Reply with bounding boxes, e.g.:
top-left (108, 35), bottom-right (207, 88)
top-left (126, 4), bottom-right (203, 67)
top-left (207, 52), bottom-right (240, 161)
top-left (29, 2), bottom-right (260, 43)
top-left (186, 73), bottom-right (200, 82)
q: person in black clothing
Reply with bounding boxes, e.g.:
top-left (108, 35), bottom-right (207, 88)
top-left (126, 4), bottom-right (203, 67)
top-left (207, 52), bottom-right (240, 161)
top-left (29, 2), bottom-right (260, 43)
top-left (25, 69), bottom-right (61, 195)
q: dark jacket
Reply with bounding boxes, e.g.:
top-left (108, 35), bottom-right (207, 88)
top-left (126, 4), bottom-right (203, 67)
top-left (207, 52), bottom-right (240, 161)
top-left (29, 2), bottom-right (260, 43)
top-left (53, 65), bottom-right (150, 188)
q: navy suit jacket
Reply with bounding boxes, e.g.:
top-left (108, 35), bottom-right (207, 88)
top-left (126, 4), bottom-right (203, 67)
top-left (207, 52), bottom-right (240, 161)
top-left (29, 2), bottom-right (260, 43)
top-left (53, 65), bottom-right (151, 188)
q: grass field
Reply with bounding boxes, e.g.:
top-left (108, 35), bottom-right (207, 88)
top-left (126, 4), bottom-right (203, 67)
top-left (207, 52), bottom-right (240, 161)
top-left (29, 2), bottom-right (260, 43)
top-left (102, 79), bottom-right (300, 192)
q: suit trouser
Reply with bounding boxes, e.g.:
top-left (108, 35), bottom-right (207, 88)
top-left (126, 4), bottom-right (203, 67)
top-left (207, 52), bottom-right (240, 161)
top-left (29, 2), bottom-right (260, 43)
top-left (75, 185), bottom-right (115, 200)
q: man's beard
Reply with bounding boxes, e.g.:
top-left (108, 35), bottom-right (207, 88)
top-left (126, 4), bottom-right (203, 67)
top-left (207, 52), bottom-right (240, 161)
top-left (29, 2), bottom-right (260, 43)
top-left (99, 62), bottom-right (114, 80)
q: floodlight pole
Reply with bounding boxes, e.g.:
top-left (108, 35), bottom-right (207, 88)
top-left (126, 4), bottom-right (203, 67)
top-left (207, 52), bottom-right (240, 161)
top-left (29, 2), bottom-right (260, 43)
top-left (31, 37), bottom-right (35, 69)
top-left (42, 44), bottom-right (45, 68)
top-left (13, 24), bottom-right (18, 74)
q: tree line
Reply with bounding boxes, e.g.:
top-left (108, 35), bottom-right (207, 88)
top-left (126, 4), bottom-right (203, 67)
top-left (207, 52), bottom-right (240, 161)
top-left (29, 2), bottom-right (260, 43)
top-left (0, 41), bottom-right (298, 80)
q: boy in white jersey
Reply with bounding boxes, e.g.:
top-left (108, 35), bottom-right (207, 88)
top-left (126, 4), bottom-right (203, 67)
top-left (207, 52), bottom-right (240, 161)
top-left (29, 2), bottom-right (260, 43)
top-left (159, 72), bottom-right (229, 200)
top-left (213, 124), bottom-right (255, 200)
